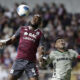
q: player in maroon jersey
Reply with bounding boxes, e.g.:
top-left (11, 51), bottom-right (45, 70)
top-left (0, 14), bottom-right (46, 80)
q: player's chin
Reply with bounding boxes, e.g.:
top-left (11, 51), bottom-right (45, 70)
top-left (62, 47), bottom-right (68, 50)
top-left (59, 46), bottom-right (65, 49)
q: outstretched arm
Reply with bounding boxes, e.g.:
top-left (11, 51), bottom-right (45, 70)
top-left (0, 27), bottom-right (21, 47)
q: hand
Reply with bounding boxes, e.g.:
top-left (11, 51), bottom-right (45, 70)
top-left (0, 41), bottom-right (6, 49)
top-left (38, 46), bottom-right (44, 54)
top-left (0, 42), bottom-right (3, 46)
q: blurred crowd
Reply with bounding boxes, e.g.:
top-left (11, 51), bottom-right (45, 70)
top-left (0, 2), bottom-right (80, 80)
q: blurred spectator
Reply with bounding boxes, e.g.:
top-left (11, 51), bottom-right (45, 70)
top-left (3, 49), bottom-right (13, 68)
top-left (0, 64), bottom-right (8, 80)
top-left (0, 2), bottom-right (80, 80)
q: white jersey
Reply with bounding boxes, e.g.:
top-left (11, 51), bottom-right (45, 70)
top-left (49, 49), bottom-right (78, 80)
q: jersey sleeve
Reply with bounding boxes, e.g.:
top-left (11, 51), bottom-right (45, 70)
top-left (73, 50), bottom-right (78, 58)
top-left (13, 27), bottom-right (21, 39)
top-left (49, 51), bottom-right (55, 60)
top-left (69, 49), bottom-right (78, 59)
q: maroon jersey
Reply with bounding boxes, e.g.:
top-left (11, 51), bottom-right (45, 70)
top-left (15, 26), bottom-right (42, 62)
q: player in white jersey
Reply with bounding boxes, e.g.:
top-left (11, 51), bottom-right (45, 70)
top-left (39, 38), bottom-right (78, 80)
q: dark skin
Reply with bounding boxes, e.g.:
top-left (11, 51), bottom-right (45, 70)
top-left (0, 14), bottom-right (42, 80)
top-left (0, 15), bottom-right (42, 46)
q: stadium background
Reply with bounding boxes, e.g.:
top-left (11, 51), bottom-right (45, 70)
top-left (0, 0), bottom-right (80, 80)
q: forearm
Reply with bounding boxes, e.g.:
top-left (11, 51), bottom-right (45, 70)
top-left (5, 39), bottom-right (13, 45)
top-left (0, 36), bottom-right (16, 45)
top-left (39, 57), bottom-right (47, 68)
top-left (39, 54), bottom-right (50, 68)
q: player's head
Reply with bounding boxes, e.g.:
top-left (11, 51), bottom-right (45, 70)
top-left (55, 38), bottom-right (68, 50)
top-left (31, 14), bottom-right (42, 29)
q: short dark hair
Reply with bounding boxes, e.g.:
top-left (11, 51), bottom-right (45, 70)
top-left (54, 37), bottom-right (64, 42)
top-left (34, 14), bottom-right (42, 21)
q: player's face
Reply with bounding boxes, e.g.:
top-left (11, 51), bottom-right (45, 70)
top-left (31, 15), bottom-right (42, 26)
top-left (55, 39), bottom-right (68, 49)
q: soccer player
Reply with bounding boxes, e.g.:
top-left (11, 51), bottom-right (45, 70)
top-left (39, 38), bottom-right (78, 80)
top-left (0, 14), bottom-right (46, 80)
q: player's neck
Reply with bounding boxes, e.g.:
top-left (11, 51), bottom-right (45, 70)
top-left (57, 49), bottom-right (66, 53)
top-left (32, 26), bottom-right (37, 30)
top-left (29, 26), bottom-right (38, 31)
top-left (29, 22), bottom-right (38, 30)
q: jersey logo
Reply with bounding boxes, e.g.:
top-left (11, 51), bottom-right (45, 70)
top-left (36, 32), bottom-right (40, 35)
top-left (57, 58), bottom-right (71, 61)
top-left (24, 32), bottom-right (28, 35)
top-left (24, 29), bottom-right (28, 31)
top-left (24, 32), bottom-right (37, 39)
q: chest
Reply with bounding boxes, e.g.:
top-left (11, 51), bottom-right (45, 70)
top-left (20, 27), bottom-right (41, 42)
top-left (55, 52), bottom-right (72, 62)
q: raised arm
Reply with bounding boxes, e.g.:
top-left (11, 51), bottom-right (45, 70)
top-left (39, 34), bottom-right (50, 53)
top-left (38, 34), bottom-right (50, 67)
top-left (38, 49), bottom-right (54, 68)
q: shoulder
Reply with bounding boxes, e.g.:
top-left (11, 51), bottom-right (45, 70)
top-left (21, 26), bottom-right (29, 29)
top-left (50, 50), bottom-right (57, 54)
top-left (68, 49), bottom-right (77, 53)
top-left (36, 28), bottom-right (43, 37)
top-left (49, 50), bottom-right (57, 59)
top-left (68, 49), bottom-right (78, 58)
top-left (49, 50), bottom-right (57, 56)
top-left (36, 28), bottom-right (43, 33)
